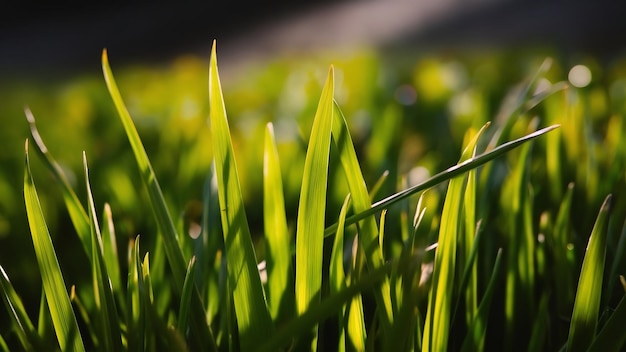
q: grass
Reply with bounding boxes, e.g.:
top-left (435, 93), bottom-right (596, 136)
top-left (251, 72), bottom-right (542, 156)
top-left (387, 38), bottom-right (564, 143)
top-left (1, 41), bottom-right (625, 351)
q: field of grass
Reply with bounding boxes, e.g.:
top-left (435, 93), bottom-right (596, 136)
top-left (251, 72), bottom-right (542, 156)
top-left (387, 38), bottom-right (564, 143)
top-left (0, 41), bottom-right (625, 351)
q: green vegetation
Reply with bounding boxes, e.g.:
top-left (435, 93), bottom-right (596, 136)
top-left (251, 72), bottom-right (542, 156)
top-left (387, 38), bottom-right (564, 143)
top-left (0, 41), bottom-right (625, 351)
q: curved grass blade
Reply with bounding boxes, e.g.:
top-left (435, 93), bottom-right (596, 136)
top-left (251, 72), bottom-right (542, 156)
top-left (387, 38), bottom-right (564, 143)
top-left (460, 248), bottom-right (503, 352)
top-left (422, 124), bottom-right (487, 351)
top-left (208, 40), bottom-right (273, 350)
top-left (330, 194), bottom-right (351, 351)
top-left (588, 293), bottom-right (626, 352)
top-left (332, 102), bottom-right (393, 330)
top-left (177, 256), bottom-right (196, 336)
top-left (294, 65), bottom-right (334, 331)
top-left (103, 49), bottom-right (216, 351)
top-left (102, 203), bottom-right (122, 295)
top-left (263, 123), bottom-right (293, 323)
top-left (83, 153), bottom-right (122, 352)
top-left (25, 107), bottom-right (92, 261)
top-left (24, 141), bottom-right (85, 352)
top-left (324, 125), bottom-right (560, 237)
top-left (0, 265), bottom-right (38, 350)
top-left (567, 194), bottom-right (613, 352)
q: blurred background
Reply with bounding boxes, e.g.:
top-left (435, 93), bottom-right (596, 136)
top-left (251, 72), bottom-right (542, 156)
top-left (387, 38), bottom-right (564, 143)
top-left (1, 1), bottom-right (625, 346)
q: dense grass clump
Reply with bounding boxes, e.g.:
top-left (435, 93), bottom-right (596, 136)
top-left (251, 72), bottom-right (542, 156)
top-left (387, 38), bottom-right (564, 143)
top-left (1, 42), bottom-right (625, 351)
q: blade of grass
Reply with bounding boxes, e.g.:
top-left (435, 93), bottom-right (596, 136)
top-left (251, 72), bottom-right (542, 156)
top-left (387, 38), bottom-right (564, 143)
top-left (330, 194), bottom-right (351, 351)
top-left (23, 140), bottom-right (85, 352)
top-left (422, 123), bottom-right (487, 351)
top-left (324, 125), bottom-right (560, 236)
top-left (294, 63), bottom-right (334, 349)
top-left (423, 124), bottom-right (487, 351)
top-left (263, 122), bottom-right (293, 323)
top-left (208, 40), bottom-right (273, 350)
top-left (25, 107), bottom-right (92, 261)
top-left (101, 203), bottom-right (122, 296)
top-left (460, 248), bottom-right (504, 352)
top-left (83, 153), bottom-right (122, 352)
top-left (103, 48), bottom-right (216, 351)
top-left (0, 266), bottom-right (38, 350)
top-left (567, 194), bottom-right (613, 352)
top-left (332, 101), bottom-right (393, 331)
top-left (127, 236), bottom-right (145, 352)
top-left (177, 256), bottom-right (196, 336)
top-left (588, 293), bottom-right (626, 352)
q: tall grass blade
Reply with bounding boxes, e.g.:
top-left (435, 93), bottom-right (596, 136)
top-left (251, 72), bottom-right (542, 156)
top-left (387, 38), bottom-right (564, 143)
top-left (83, 153), bottom-right (122, 352)
top-left (567, 194), bottom-right (613, 352)
top-left (330, 194), bottom-right (351, 351)
top-left (208, 40), bottom-right (273, 350)
top-left (423, 124), bottom-right (486, 351)
top-left (177, 256), bottom-right (196, 336)
top-left (263, 123), bottom-right (293, 323)
top-left (102, 49), bottom-right (215, 351)
top-left (25, 107), bottom-right (92, 261)
top-left (332, 102), bottom-right (393, 330)
top-left (294, 64), bottom-right (334, 347)
top-left (23, 141), bottom-right (85, 352)
top-left (461, 248), bottom-right (503, 352)
top-left (127, 236), bottom-right (145, 352)
top-left (588, 293), bottom-right (626, 351)
top-left (0, 266), bottom-right (38, 350)
top-left (325, 125), bottom-right (560, 236)
top-left (101, 203), bottom-right (122, 296)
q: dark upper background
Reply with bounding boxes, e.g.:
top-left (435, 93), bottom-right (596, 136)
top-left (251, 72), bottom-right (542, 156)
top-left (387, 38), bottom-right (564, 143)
top-left (1, 0), bottom-right (626, 81)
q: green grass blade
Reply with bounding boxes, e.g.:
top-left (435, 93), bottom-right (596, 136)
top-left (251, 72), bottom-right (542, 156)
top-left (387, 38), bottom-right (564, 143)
top-left (101, 203), bottom-right (122, 295)
top-left (208, 41), bottom-right (273, 350)
top-left (126, 236), bottom-right (145, 352)
top-left (259, 259), bottom-right (394, 352)
top-left (324, 125), bottom-right (560, 236)
top-left (423, 125), bottom-right (486, 351)
top-left (588, 293), bottom-right (626, 352)
top-left (0, 265), bottom-right (38, 350)
top-left (263, 122), bottom-right (293, 323)
top-left (83, 153), bottom-right (122, 352)
top-left (25, 107), bottom-right (92, 261)
top-left (332, 101), bottom-right (394, 330)
top-left (330, 194), bottom-right (351, 351)
top-left (294, 64), bottom-right (334, 331)
top-left (103, 49), bottom-right (215, 351)
top-left (101, 49), bottom-right (186, 285)
top-left (23, 141), bottom-right (85, 352)
top-left (567, 194), bottom-right (613, 352)
top-left (461, 248), bottom-right (504, 352)
top-left (177, 256), bottom-right (196, 336)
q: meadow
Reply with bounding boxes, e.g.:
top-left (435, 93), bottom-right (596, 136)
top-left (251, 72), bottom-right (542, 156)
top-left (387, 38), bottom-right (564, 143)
top-left (0, 41), bottom-right (625, 351)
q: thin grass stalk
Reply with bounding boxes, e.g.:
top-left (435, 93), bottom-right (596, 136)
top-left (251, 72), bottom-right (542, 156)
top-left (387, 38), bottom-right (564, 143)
top-left (23, 141), bottom-right (85, 352)
top-left (208, 41), bottom-right (273, 350)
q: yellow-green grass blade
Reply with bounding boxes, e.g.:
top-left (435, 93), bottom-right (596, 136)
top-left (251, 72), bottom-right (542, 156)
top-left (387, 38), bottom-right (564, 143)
top-left (330, 194), bottom-right (351, 351)
top-left (25, 108), bottom-right (92, 261)
top-left (567, 194), bottom-right (613, 352)
top-left (588, 293), bottom-right (626, 352)
top-left (324, 125), bottom-right (560, 236)
top-left (208, 41), bottom-right (273, 350)
top-left (103, 49), bottom-right (215, 351)
top-left (527, 292), bottom-right (551, 351)
top-left (23, 141), bottom-right (85, 352)
top-left (0, 266), bottom-right (39, 350)
top-left (177, 256), bottom-right (196, 336)
top-left (422, 125), bottom-right (485, 352)
top-left (460, 248), bottom-right (503, 352)
top-left (462, 128), bottom-right (480, 327)
top-left (369, 170), bottom-right (390, 202)
top-left (263, 123), bottom-right (293, 323)
top-left (101, 203), bottom-right (122, 300)
top-left (332, 101), bottom-right (393, 330)
top-left (127, 236), bottom-right (145, 351)
top-left (553, 183), bottom-right (575, 317)
top-left (294, 64), bottom-right (334, 332)
top-left (102, 49), bottom-right (186, 285)
top-left (141, 253), bottom-right (155, 351)
top-left (83, 153), bottom-right (122, 352)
